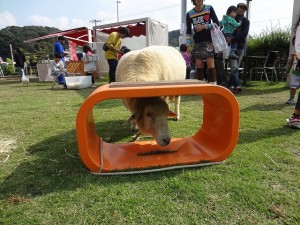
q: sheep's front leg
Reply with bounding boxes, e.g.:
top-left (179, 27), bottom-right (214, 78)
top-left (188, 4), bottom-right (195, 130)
top-left (130, 131), bottom-right (142, 142)
top-left (174, 96), bottom-right (180, 121)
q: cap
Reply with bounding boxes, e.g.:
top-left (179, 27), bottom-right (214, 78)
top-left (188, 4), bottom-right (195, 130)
top-left (237, 3), bottom-right (248, 10)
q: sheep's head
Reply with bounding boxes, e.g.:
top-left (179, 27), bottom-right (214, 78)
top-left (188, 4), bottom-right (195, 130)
top-left (129, 98), bottom-right (171, 146)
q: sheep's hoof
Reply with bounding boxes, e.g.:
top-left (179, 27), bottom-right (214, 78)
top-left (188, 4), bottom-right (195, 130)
top-left (168, 111), bottom-right (177, 117)
top-left (130, 131), bottom-right (141, 142)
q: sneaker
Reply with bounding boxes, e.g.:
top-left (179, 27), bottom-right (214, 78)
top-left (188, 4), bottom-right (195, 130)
top-left (285, 99), bottom-right (294, 104)
top-left (229, 86), bottom-right (235, 92)
top-left (287, 113), bottom-right (300, 128)
top-left (287, 113), bottom-right (300, 122)
top-left (229, 53), bottom-right (239, 59)
top-left (236, 86), bottom-right (242, 93)
top-left (91, 84), bottom-right (97, 88)
top-left (208, 81), bottom-right (217, 85)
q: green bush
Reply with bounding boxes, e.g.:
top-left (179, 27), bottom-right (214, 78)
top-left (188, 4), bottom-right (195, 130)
top-left (247, 27), bottom-right (291, 59)
top-left (1, 58), bottom-right (14, 75)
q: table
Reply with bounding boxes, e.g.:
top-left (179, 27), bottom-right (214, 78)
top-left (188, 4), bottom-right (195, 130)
top-left (37, 62), bottom-right (52, 81)
top-left (242, 55), bottom-right (267, 84)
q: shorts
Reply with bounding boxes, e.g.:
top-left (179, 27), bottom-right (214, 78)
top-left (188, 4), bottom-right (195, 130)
top-left (193, 41), bottom-right (215, 59)
top-left (289, 74), bottom-right (300, 88)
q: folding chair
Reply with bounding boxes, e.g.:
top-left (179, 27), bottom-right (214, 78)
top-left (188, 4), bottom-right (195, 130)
top-left (249, 51), bottom-right (280, 83)
top-left (0, 66), bottom-right (4, 77)
top-left (52, 72), bottom-right (67, 89)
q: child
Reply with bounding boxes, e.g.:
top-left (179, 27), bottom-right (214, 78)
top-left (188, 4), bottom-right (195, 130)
top-left (220, 5), bottom-right (242, 59)
top-left (50, 52), bottom-right (68, 88)
top-left (285, 37), bottom-right (300, 104)
top-left (179, 44), bottom-right (191, 79)
top-left (82, 44), bottom-right (96, 87)
top-left (287, 17), bottom-right (300, 128)
top-left (118, 46), bottom-right (131, 60)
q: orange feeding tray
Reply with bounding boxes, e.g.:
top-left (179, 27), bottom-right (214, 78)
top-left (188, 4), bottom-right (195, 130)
top-left (76, 81), bottom-right (240, 175)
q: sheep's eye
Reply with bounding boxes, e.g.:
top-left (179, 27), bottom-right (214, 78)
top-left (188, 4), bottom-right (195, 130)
top-left (146, 112), bottom-right (153, 117)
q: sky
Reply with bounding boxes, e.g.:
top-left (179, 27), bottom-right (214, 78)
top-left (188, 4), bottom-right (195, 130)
top-left (0, 0), bottom-right (295, 36)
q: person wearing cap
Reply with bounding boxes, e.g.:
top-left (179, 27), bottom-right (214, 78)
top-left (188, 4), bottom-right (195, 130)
top-left (104, 27), bottom-right (130, 83)
top-left (54, 36), bottom-right (68, 68)
top-left (186, 0), bottom-right (219, 84)
top-left (227, 2), bottom-right (250, 93)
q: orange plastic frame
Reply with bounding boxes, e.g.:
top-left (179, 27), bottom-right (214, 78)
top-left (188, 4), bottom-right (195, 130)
top-left (76, 81), bottom-right (240, 174)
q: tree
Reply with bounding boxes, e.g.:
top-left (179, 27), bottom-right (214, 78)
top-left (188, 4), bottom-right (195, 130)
top-left (0, 26), bottom-right (60, 60)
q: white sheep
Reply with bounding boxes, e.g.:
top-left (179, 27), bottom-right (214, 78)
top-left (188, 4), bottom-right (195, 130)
top-left (116, 45), bottom-right (186, 146)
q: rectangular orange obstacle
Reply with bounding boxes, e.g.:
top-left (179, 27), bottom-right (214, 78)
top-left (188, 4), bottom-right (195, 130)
top-left (76, 81), bottom-right (240, 174)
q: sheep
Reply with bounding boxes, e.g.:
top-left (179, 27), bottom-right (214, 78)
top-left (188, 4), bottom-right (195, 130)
top-left (115, 45), bottom-right (186, 146)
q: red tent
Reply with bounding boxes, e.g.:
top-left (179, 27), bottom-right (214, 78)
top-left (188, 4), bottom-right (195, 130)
top-left (24, 22), bottom-right (147, 46)
top-left (24, 27), bottom-right (93, 46)
top-left (100, 22), bottom-right (146, 37)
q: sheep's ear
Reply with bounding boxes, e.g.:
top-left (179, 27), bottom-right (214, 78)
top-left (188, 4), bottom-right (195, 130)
top-left (128, 113), bottom-right (136, 122)
top-left (128, 111), bottom-right (142, 122)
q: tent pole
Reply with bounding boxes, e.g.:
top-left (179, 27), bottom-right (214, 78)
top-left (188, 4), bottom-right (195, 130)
top-left (179, 0), bottom-right (187, 47)
top-left (146, 18), bottom-right (150, 46)
top-left (10, 44), bottom-right (15, 72)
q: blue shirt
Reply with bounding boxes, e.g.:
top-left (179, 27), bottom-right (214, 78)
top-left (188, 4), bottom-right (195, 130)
top-left (54, 41), bottom-right (66, 67)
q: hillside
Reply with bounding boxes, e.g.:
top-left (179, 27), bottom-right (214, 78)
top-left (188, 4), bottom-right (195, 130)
top-left (0, 26), bottom-right (60, 60)
top-left (169, 29), bottom-right (180, 47)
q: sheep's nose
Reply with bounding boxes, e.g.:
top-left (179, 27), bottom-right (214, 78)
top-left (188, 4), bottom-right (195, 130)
top-left (162, 137), bottom-right (171, 145)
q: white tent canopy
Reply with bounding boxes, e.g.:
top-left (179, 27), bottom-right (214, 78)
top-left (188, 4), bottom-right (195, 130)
top-left (92, 17), bottom-right (169, 75)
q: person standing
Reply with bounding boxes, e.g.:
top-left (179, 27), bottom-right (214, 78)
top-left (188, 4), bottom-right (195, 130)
top-left (82, 44), bottom-right (97, 87)
top-left (186, 0), bottom-right (219, 84)
top-left (14, 47), bottom-right (26, 80)
top-left (284, 37), bottom-right (299, 105)
top-left (54, 36), bottom-right (67, 68)
top-left (104, 27), bottom-right (130, 83)
top-left (287, 16), bottom-right (300, 128)
top-left (227, 3), bottom-right (250, 92)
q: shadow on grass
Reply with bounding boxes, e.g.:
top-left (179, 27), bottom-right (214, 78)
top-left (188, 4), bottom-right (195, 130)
top-left (243, 83), bottom-right (287, 95)
top-left (238, 125), bottom-right (296, 144)
top-left (0, 121), bottom-right (179, 200)
top-left (241, 102), bottom-right (292, 112)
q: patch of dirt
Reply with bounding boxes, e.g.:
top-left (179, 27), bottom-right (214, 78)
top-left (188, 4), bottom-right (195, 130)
top-left (0, 136), bottom-right (16, 162)
top-left (6, 194), bottom-right (31, 204)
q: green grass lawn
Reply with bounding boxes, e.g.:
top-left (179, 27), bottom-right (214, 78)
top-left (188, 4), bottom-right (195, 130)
top-left (0, 79), bottom-right (299, 225)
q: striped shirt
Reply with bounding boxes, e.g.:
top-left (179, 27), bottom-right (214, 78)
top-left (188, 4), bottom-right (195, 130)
top-left (186, 5), bottom-right (219, 44)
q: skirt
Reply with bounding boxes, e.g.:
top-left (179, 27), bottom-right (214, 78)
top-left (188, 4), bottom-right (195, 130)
top-left (193, 41), bottom-right (215, 59)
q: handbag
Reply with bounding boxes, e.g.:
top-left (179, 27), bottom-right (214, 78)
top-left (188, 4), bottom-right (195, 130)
top-left (223, 45), bottom-right (231, 59)
top-left (210, 23), bottom-right (228, 53)
top-left (102, 43), bottom-right (109, 51)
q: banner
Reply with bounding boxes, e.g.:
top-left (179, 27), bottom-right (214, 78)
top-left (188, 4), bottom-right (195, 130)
top-left (68, 40), bottom-right (78, 61)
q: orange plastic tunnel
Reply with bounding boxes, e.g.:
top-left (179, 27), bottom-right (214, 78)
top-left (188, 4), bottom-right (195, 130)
top-left (76, 81), bottom-right (240, 174)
